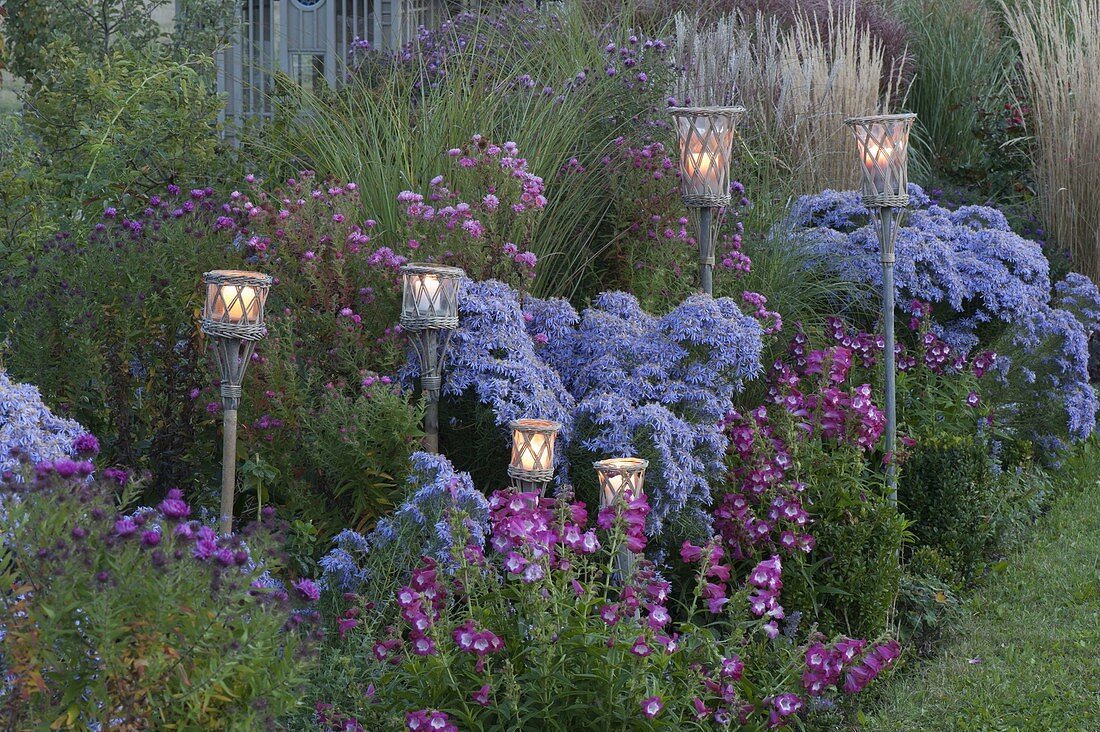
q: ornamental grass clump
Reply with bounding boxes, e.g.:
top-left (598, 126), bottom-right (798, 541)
top-left (0, 462), bottom-right (320, 730)
top-left (1005, 0), bottom-right (1100, 285)
top-left (671, 6), bottom-right (909, 197)
top-left (314, 488), bottom-right (898, 730)
top-left (259, 4), bottom-right (675, 299)
top-left (787, 184), bottom-right (1100, 450)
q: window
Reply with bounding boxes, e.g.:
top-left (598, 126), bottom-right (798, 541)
top-left (290, 53), bottom-right (327, 94)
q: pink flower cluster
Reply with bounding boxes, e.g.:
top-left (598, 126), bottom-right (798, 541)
top-left (595, 493), bottom-right (648, 553)
top-left (712, 477), bottom-right (815, 564)
top-left (819, 316), bottom-right (885, 370)
top-left (398, 136), bottom-right (543, 277)
top-left (393, 558), bottom-right (448, 657)
top-left (452, 619), bottom-right (503, 672)
top-left (719, 184), bottom-right (751, 272)
top-left (598, 566), bottom-right (674, 649)
top-left (719, 409), bottom-right (816, 560)
top-left (742, 291), bottom-right (782, 335)
top-left (746, 555), bottom-right (786, 638)
top-left (489, 490), bottom-right (600, 582)
top-left (778, 333), bottom-right (887, 450)
top-left (801, 636), bottom-right (900, 696)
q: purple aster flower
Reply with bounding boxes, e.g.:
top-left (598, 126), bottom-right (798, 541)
top-left (158, 488), bottom-right (191, 519)
top-left (72, 433), bottom-right (100, 456)
top-left (114, 517), bottom-right (138, 537)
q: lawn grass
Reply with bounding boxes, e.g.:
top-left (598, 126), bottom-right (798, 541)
top-left (861, 444), bottom-right (1100, 730)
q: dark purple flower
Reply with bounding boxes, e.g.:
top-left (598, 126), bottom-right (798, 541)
top-left (72, 433), bottom-right (100, 456)
top-left (114, 517), bottom-right (138, 537)
top-left (641, 696), bottom-right (663, 719)
top-left (158, 488), bottom-right (191, 519)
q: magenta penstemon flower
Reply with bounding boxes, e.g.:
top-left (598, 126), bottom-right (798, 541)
top-left (405, 710), bottom-right (455, 732)
top-left (337, 616), bottom-right (358, 639)
top-left (640, 695), bottom-right (663, 719)
top-left (629, 635), bottom-right (651, 657)
top-left (719, 655), bottom-right (744, 680)
top-left (292, 578), bottom-right (321, 602)
top-left (410, 634), bottom-right (436, 656)
top-left (471, 683), bottom-right (491, 706)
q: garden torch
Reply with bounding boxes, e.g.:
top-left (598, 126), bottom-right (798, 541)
top-left (200, 269), bottom-right (272, 534)
top-left (508, 418), bottom-right (562, 496)
top-left (844, 113), bottom-right (916, 502)
top-left (670, 105), bottom-right (744, 296)
top-left (594, 457), bottom-right (649, 579)
top-left (400, 263), bottom-right (465, 454)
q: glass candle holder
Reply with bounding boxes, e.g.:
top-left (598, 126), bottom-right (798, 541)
top-left (669, 106), bottom-right (745, 207)
top-left (845, 113), bottom-right (916, 206)
top-left (593, 457), bottom-right (649, 508)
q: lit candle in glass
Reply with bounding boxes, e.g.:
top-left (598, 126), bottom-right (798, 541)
top-left (518, 430), bottom-right (549, 471)
top-left (416, 274), bottom-right (443, 316)
top-left (213, 285), bottom-right (258, 323)
top-left (679, 118), bottom-right (731, 195)
top-left (859, 124), bottom-right (893, 194)
top-left (510, 419), bottom-right (559, 473)
top-left (508, 419), bottom-right (561, 493)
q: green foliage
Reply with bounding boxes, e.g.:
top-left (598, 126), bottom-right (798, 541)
top-left (1, 0), bottom-right (167, 82)
top-left (22, 43), bottom-right (222, 211)
top-left (298, 385), bottom-right (424, 533)
top-left (0, 469), bottom-right (317, 730)
top-left (171, 0), bottom-right (239, 59)
top-left (894, 570), bottom-right (961, 653)
top-left (898, 434), bottom-right (997, 585)
top-left (0, 115), bottom-right (58, 260)
top-left (0, 193), bottom-right (230, 491)
top-left (783, 450), bottom-right (907, 638)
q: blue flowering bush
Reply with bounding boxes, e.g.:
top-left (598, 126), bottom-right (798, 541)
top-left (787, 184), bottom-right (1100, 450)
top-left (429, 279), bottom-right (764, 538)
top-left (0, 370), bottom-right (89, 476)
top-left (0, 462), bottom-right (320, 729)
top-left (542, 290), bottom-right (764, 535)
top-left (317, 452), bottom-right (490, 621)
